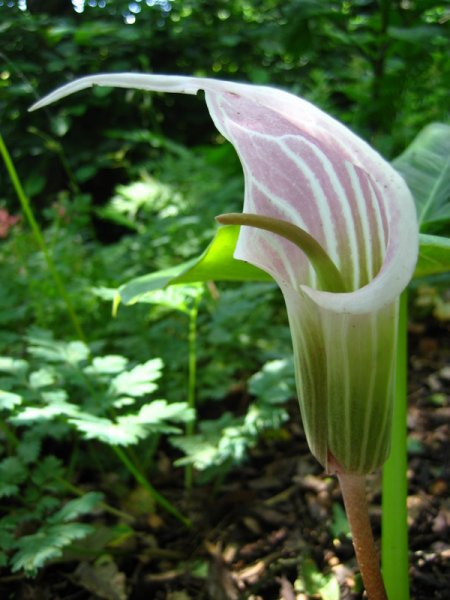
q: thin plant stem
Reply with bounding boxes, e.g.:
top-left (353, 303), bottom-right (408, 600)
top-left (112, 445), bottom-right (191, 527)
top-left (54, 476), bottom-right (135, 523)
top-left (28, 127), bottom-right (81, 194)
top-left (0, 422), bottom-right (132, 522)
top-left (382, 291), bottom-right (410, 599)
top-left (0, 420), bottom-right (19, 453)
top-left (0, 132), bottom-right (86, 342)
top-left (185, 295), bottom-right (200, 490)
top-left (337, 472), bottom-right (387, 600)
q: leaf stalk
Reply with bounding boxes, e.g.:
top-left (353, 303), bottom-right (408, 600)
top-left (337, 472), bottom-right (387, 600)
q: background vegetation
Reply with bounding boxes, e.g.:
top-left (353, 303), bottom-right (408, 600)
top-left (0, 0), bottom-right (449, 592)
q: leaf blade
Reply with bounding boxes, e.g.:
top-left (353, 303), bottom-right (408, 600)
top-left (117, 225), bottom-right (271, 306)
top-left (393, 122), bottom-right (450, 232)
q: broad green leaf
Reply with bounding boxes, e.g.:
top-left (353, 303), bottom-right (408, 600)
top-left (415, 234), bottom-right (450, 278)
top-left (117, 225), bottom-right (271, 306)
top-left (118, 222), bottom-right (449, 307)
top-left (393, 123), bottom-right (450, 232)
top-left (387, 25), bottom-right (442, 44)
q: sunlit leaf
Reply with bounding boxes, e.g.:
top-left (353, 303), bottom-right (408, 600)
top-left (117, 225), bottom-right (271, 306)
top-left (0, 357), bottom-right (28, 374)
top-left (0, 390), bottom-right (22, 410)
top-left (393, 122), bottom-right (450, 232)
top-left (29, 368), bottom-right (56, 389)
top-left (85, 355), bottom-right (129, 375)
top-left (27, 336), bottom-right (90, 365)
top-left (109, 358), bottom-right (163, 398)
top-left (415, 234), bottom-right (450, 278)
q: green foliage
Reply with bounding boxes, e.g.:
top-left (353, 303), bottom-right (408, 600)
top-left (393, 123), bottom-right (450, 234)
top-left (0, 448), bottom-right (104, 576)
top-left (11, 522), bottom-right (95, 576)
top-left (0, 0), bottom-right (449, 583)
top-left (296, 557), bottom-right (340, 600)
top-left (1, 329), bottom-right (193, 446)
top-left (0, 329), bottom-right (195, 575)
top-left (171, 358), bottom-right (294, 480)
top-left (1, 0), bottom-right (448, 215)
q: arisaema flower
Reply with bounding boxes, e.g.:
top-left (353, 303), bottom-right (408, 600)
top-left (31, 74), bottom-right (418, 476)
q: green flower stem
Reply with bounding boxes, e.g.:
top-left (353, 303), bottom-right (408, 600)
top-left (185, 295), bottom-right (200, 490)
top-left (0, 132), bottom-right (86, 342)
top-left (382, 291), bottom-right (409, 599)
top-left (28, 127), bottom-right (81, 194)
top-left (337, 472), bottom-right (387, 600)
top-left (216, 213), bottom-right (347, 293)
top-left (112, 445), bottom-right (191, 527)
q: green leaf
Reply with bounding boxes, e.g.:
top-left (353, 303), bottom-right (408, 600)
top-left (0, 389), bottom-right (22, 410)
top-left (387, 25), bottom-right (442, 44)
top-left (298, 557), bottom-right (340, 600)
top-left (12, 523), bottom-right (94, 576)
top-left (0, 357), bottom-right (28, 374)
top-left (69, 399), bottom-right (192, 445)
top-left (0, 457), bottom-right (28, 498)
top-left (117, 225), bottom-right (271, 306)
top-left (330, 503), bottom-right (350, 538)
top-left (31, 456), bottom-right (64, 488)
top-left (415, 234), bottom-right (450, 278)
top-left (85, 355), bottom-right (128, 375)
top-left (29, 368), bottom-right (56, 389)
top-left (132, 284), bottom-right (204, 315)
top-left (393, 123), bottom-right (450, 232)
top-left (109, 358), bottom-right (163, 398)
top-left (117, 217), bottom-right (450, 305)
top-left (11, 391), bottom-right (79, 424)
top-left (27, 336), bottom-right (90, 365)
top-left (49, 492), bottom-right (104, 524)
top-left (69, 415), bottom-right (142, 445)
top-left (136, 400), bottom-right (194, 426)
top-left (16, 431), bottom-right (42, 464)
top-left (248, 358), bottom-right (295, 405)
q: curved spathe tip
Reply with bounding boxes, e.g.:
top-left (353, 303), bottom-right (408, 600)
top-left (29, 73), bottom-right (204, 111)
top-left (30, 72), bottom-right (419, 315)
